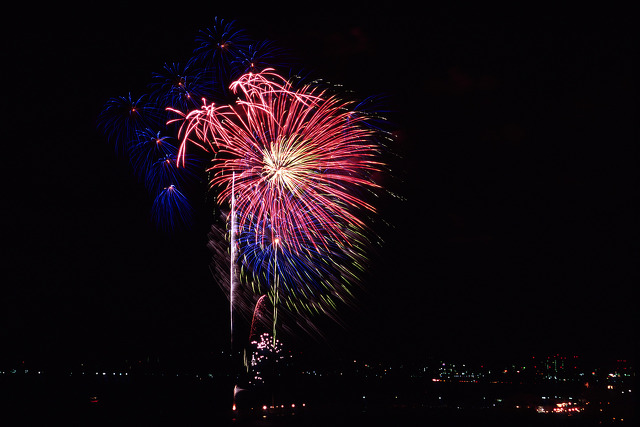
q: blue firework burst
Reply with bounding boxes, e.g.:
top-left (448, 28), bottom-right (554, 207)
top-left (236, 214), bottom-right (367, 316)
top-left (128, 128), bottom-right (178, 180)
top-left (149, 62), bottom-right (213, 115)
top-left (151, 184), bottom-right (193, 234)
top-left (190, 17), bottom-right (252, 98)
top-left (231, 40), bottom-right (291, 76)
top-left (97, 93), bottom-right (163, 154)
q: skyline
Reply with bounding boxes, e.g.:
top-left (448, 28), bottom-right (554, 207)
top-left (3, 6), bottom-right (636, 367)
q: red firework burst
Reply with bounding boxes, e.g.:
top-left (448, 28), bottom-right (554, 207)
top-left (175, 69), bottom-right (382, 251)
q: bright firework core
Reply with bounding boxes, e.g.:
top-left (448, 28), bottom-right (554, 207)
top-left (262, 136), bottom-right (311, 196)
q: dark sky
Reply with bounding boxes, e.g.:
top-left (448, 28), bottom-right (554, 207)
top-left (3, 5), bottom-right (636, 367)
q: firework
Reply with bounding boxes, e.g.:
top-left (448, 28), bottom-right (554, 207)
top-left (151, 184), bottom-right (193, 233)
top-left (229, 173), bottom-right (239, 349)
top-left (129, 128), bottom-right (178, 182)
top-left (231, 40), bottom-right (291, 77)
top-left (175, 69), bottom-right (383, 253)
top-left (146, 153), bottom-right (182, 194)
top-left (99, 17), bottom-right (392, 348)
top-left (98, 93), bottom-right (163, 155)
top-left (238, 216), bottom-right (365, 305)
top-left (149, 62), bottom-right (212, 115)
top-left (190, 69), bottom-right (387, 342)
top-left (248, 295), bottom-right (269, 341)
top-left (190, 17), bottom-right (251, 98)
top-left (207, 200), bottom-right (376, 343)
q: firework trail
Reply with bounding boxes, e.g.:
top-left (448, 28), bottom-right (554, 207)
top-left (229, 173), bottom-right (238, 349)
top-left (249, 295), bottom-right (269, 341)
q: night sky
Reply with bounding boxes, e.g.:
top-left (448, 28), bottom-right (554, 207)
top-left (3, 5), bottom-right (636, 368)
